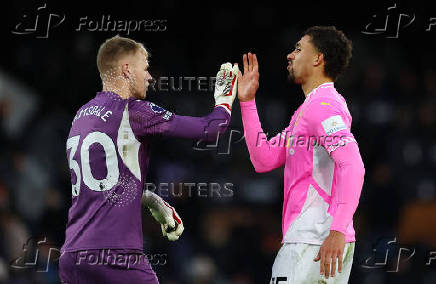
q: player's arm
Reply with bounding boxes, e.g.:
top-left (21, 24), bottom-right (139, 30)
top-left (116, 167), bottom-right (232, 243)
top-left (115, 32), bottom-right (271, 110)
top-left (238, 53), bottom-right (286, 173)
top-left (142, 190), bottom-right (184, 241)
top-left (240, 99), bottom-right (287, 172)
top-left (329, 142), bottom-right (365, 234)
top-left (307, 97), bottom-right (365, 235)
top-left (129, 63), bottom-right (238, 141)
top-left (309, 97), bottom-right (365, 278)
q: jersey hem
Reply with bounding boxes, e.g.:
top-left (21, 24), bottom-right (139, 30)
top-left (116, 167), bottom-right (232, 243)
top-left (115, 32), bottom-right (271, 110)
top-left (282, 238), bottom-right (356, 245)
top-left (61, 245), bottom-right (143, 253)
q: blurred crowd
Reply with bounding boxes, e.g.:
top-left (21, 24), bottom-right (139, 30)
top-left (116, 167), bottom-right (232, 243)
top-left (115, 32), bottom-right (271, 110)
top-left (2, 3), bottom-right (436, 283)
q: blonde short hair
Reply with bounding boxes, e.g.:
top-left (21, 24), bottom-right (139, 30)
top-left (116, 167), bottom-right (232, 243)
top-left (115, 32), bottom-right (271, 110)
top-left (97, 35), bottom-right (148, 75)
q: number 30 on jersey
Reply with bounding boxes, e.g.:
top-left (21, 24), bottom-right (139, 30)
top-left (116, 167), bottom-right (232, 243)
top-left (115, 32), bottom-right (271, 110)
top-left (66, 132), bottom-right (119, 196)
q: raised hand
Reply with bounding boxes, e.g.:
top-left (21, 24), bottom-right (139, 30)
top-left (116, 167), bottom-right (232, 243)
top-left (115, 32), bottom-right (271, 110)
top-left (214, 63), bottom-right (239, 114)
top-left (238, 52), bottom-right (259, 102)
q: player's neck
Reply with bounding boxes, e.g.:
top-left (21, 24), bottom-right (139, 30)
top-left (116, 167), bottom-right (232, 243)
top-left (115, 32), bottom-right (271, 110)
top-left (301, 76), bottom-right (333, 97)
top-left (102, 83), bottom-right (131, 99)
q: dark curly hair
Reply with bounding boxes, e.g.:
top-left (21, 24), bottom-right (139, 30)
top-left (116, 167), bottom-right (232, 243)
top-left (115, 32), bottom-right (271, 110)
top-left (303, 26), bottom-right (352, 81)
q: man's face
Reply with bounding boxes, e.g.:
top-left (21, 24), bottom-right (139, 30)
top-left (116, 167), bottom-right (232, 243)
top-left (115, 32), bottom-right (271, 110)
top-left (125, 50), bottom-right (153, 99)
top-left (286, 35), bottom-right (318, 84)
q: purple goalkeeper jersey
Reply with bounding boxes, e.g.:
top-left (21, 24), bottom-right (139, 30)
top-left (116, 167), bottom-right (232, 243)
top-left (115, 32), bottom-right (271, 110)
top-left (61, 91), bottom-right (230, 252)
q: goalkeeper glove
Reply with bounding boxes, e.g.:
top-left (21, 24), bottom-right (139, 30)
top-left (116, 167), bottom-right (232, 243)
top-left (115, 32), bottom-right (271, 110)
top-left (142, 190), bottom-right (184, 241)
top-left (214, 62), bottom-right (239, 114)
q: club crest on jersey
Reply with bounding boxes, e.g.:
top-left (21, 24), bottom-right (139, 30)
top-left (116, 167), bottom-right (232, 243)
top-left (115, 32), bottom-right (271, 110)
top-left (149, 102), bottom-right (165, 114)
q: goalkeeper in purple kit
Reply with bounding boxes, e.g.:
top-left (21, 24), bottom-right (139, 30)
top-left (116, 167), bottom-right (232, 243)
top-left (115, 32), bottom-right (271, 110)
top-left (58, 35), bottom-right (239, 283)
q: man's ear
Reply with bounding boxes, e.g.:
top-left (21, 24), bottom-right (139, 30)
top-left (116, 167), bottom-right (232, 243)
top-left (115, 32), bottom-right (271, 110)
top-left (121, 63), bottom-right (130, 78)
top-left (314, 53), bottom-right (324, 67)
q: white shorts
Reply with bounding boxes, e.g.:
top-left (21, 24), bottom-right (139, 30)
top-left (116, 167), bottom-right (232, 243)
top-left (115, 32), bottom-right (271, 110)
top-left (270, 242), bottom-right (355, 284)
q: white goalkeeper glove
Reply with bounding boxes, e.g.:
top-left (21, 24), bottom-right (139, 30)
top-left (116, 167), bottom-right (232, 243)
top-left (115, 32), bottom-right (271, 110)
top-left (214, 62), bottom-right (239, 114)
top-left (142, 190), bottom-right (184, 241)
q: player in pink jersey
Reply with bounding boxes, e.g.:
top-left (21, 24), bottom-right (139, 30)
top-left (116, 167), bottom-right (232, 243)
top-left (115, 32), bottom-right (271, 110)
top-left (237, 26), bottom-right (365, 283)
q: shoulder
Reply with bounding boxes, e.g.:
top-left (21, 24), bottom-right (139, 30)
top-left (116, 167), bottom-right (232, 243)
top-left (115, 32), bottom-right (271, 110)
top-left (129, 99), bottom-right (165, 113)
top-left (128, 99), bottom-right (174, 121)
top-left (304, 90), bottom-right (351, 131)
top-left (129, 99), bottom-right (152, 109)
top-left (307, 89), bottom-right (349, 117)
top-left (305, 96), bottom-right (342, 120)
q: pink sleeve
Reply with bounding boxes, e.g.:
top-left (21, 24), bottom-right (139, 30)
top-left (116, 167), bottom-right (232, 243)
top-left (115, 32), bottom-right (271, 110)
top-left (329, 142), bottom-right (365, 235)
top-left (305, 97), bottom-right (356, 154)
top-left (240, 99), bottom-right (287, 173)
top-left (305, 97), bottom-right (365, 235)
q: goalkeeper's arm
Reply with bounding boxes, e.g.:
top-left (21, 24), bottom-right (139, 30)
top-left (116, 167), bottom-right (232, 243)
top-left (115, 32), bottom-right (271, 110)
top-left (129, 63), bottom-right (239, 142)
top-left (142, 190), bottom-right (184, 241)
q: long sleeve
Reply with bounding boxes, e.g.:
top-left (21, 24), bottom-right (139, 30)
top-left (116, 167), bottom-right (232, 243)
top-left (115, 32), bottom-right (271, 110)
top-left (129, 99), bottom-right (230, 141)
top-left (240, 99), bottom-right (287, 173)
top-left (166, 106), bottom-right (230, 141)
top-left (329, 142), bottom-right (365, 234)
top-left (304, 95), bottom-right (365, 235)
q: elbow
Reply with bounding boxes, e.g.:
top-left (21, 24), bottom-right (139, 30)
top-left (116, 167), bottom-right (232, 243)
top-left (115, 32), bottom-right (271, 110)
top-left (348, 159), bottom-right (365, 181)
top-left (251, 158), bottom-right (274, 173)
top-left (203, 132), bottom-right (219, 143)
top-left (203, 127), bottom-right (228, 143)
top-left (254, 166), bottom-right (269, 173)
top-left (348, 159), bottom-right (365, 188)
top-left (357, 157), bottom-right (366, 180)
top-left (360, 163), bottom-right (366, 184)
top-left (203, 120), bottom-right (230, 142)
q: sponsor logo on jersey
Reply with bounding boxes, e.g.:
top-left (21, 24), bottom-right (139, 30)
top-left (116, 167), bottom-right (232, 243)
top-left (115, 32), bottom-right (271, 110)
top-left (321, 115), bottom-right (347, 135)
top-left (162, 111), bottom-right (172, 120)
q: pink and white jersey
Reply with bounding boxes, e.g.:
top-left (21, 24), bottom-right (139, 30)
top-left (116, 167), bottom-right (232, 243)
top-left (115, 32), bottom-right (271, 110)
top-left (241, 82), bottom-right (364, 245)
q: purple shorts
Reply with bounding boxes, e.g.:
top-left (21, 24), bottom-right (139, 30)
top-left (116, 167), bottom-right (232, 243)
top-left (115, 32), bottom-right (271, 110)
top-left (58, 249), bottom-right (159, 284)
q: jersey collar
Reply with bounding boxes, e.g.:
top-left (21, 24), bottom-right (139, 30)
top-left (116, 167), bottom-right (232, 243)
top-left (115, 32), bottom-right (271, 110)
top-left (305, 82), bottom-right (334, 101)
top-left (97, 91), bottom-right (124, 101)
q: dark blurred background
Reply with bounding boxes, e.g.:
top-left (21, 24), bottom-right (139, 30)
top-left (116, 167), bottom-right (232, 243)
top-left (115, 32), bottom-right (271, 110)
top-left (1, 0), bottom-right (436, 283)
